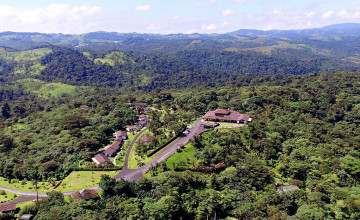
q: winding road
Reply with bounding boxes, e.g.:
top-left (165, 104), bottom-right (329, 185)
top-left (0, 119), bottom-right (205, 207)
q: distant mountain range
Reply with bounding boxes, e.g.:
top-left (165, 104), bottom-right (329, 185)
top-left (0, 23), bottom-right (360, 90)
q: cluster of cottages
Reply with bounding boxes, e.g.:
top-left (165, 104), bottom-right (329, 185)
top-left (92, 103), bottom-right (154, 166)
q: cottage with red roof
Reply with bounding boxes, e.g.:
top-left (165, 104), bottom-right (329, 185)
top-left (137, 120), bottom-right (147, 128)
top-left (114, 130), bottom-right (127, 140)
top-left (0, 203), bottom-right (18, 213)
top-left (126, 125), bottom-right (137, 132)
top-left (80, 105), bottom-right (89, 110)
top-left (140, 135), bottom-right (153, 145)
top-left (92, 153), bottom-right (110, 165)
top-left (103, 141), bottom-right (122, 157)
top-left (203, 109), bottom-right (251, 124)
top-left (71, 189), bottom-right (100, 201)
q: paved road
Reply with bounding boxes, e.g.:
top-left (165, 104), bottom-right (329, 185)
top-left (115, 119), bottom-right (205, 181)
top-left (0, 119), bottom-right (205, 207)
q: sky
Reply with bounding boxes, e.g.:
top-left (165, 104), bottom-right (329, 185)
top-left (0, 0), bottom-right (359, 34)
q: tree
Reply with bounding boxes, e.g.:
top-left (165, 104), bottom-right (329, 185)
top-left (61, 115), bottom-right (89, 130)
top-left (47, 191), bottom-right (65, 207)
top-left (1, 103), bottom-right (11, 119)
top-left (99, 175), bottom-right (116, 197)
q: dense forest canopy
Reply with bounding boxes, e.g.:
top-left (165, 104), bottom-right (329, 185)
top-left (1, 24), bottom-right (360, 219)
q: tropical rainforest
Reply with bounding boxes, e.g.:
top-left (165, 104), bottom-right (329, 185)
top-left (1, 24), bottom-right (360, 219)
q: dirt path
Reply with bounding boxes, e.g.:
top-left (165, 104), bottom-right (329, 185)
top-left (0, 119), bottom-right (205, 205)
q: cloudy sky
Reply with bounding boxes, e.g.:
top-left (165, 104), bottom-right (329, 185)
top-left (0, 0), bottom-right (359, 34)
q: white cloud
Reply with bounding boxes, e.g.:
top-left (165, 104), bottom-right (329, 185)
top-left (337, 8), bottom-right (360, 18)
top-left (272, 10), bottom-right (281, 15)
top-left (305, 11), bottom-right (316, 18)
top-left (321, 10), bottom-right (334, 19)
top-left (0, 4), bottom-right (102, 34)
top-left (222, 9), bottom-right (234, 16)
top-left (202, 23), bottom-right (217, 31)
top-left (136, 5), bottom-right (151, 11)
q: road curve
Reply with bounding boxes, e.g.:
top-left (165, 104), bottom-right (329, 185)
top-left (0, 119), bottom-right (205, 207)
top-left (115, 119), bottom-right (205, 181)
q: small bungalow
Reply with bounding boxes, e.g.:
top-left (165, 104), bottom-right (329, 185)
top-left (140, 135), bottom-right (153, 145)
top-left (103, 141), bottom-right (121, 157)
top-left (71, 189), bottom-right (100, 201)
top-left (126, 125), bottom-right (137, 132)
top-left (138, 114), bottom-right (148, 122)
top-left (0, 203), bottom-right (18, 213)
top-left (103, 147), bottom-right (116, 157)
top-left (203, 109), bottom-right (252, 124)
top-left (92, 153), bottom-right (110, 165)
top-left (114, 130), bottom-right (127, 140)
top-left (137, 120), bottom-right (147, 127)
top-left (80, 105), bottom-right (89, 110)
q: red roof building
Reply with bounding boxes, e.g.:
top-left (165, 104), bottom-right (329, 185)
top-left (137, 120), bottom-right (147, 127)
top-left (114, 130), bottom-right (127, 139)
top-left (126, 125), bottom-right (137, 131)
top-left (0, 203), bottom-right (17, 213)
top-left (203, 109), bottom-right (251, 124)
top-left (92, 153), bottom-right (110, 165)
top-left (80, 105), bottom-right (89, 110)
top-left (103, 141), bottom-right (121, 157)
top-left (71, 189), bottom-right (100, 201)
top-left (140, 135), bottom-right (153, 144)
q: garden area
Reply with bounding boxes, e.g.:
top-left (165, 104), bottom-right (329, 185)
top-left (0, 190), bottom-right (18, 204)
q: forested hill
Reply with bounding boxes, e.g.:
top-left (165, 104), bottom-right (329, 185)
top-left (2, 71), bottom-right (360, 218)
top-left (0, 23), bottom-right (360, 90)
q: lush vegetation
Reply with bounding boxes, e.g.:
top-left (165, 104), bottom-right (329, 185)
top-left (2, 25), bottom-right (360, 219)
top-left (1, 71), bottom-right (360, 218)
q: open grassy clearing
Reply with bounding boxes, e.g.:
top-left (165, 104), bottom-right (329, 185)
top-left (216, 122), bottom-right (245, 129)
top-left (0, 178), bottom-right (54, 193)
top-left (57, 171), bottom-right (118, 192)
top-left (128, 129), bottom-right (177, 169)
top-left (129, 131), bottom-right (178, 169)
top-left (94, 51), bottom-right (128, 66)
top-left (0, 171), bottom-right (117, 194)
top-left (15, 78), bottom-right (93, 99)
top-left (144, 143), bottom-right (200, 178)
top-left (0, 190), bottom-right (18, 204)
top-left (0, 47), bottom-right (52, 62)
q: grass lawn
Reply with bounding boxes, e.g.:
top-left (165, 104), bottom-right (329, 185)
top-left (128, 130), bottom-right (152, 169)
top-left (16, 200), bottom-right (35, 211)
top-left (57, 171), bottom-right (118, 192)
top-left (0, 171), bottom-right (118, 194)
top-left (116, 132), bottom-right (136, 167)
top-left (0, 190), bottom-right (18, 204)
top-left (145, 143), bottom-right (199, 178)
top-left (0, 178), bottom-right (54, 193)
top-left (165, 144), bottom-right (198, 169)
top-left (216, 122), bottom-right (245, 129)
